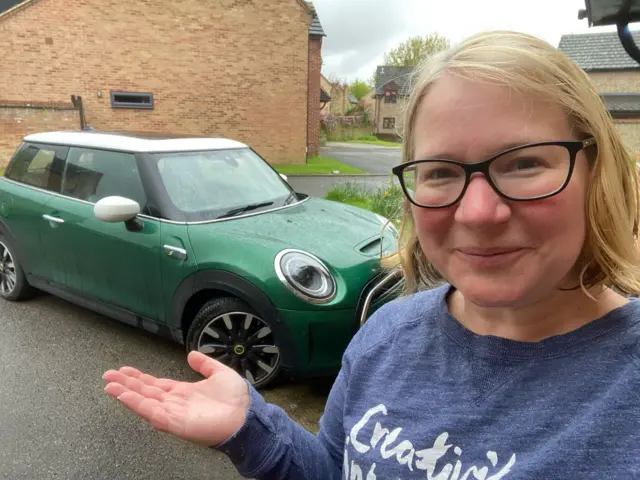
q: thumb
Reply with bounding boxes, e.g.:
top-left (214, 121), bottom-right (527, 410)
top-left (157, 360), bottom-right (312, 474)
top-left (187, 350), bottom-right (229, 378)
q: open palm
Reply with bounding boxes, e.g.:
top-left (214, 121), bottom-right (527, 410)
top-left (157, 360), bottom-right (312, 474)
top-left (103, 351), bottom-right (250, 447)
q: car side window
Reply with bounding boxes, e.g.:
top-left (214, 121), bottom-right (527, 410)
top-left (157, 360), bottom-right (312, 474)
top-left (5, 142), bottom-right (67, 192)
top-left (61, 147), bottom-right (147, 209)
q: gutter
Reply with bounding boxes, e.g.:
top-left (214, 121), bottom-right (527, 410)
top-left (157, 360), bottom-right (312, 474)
top-left (0, 0), bottom-right (38, 21)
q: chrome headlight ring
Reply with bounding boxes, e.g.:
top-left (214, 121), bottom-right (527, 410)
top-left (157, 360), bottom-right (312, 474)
top-left (274, 249), bottom-right (337, 304)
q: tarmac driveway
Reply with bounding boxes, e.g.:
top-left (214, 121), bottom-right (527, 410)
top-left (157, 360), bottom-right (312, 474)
top-left (0, 294), bottom-right (332, 479)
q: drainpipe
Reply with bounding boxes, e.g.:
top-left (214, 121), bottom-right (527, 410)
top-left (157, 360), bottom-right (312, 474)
top-left (71, 95), bottom-right (86, 130)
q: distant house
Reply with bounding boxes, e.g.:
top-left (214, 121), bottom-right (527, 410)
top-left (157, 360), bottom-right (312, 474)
top-left (0, 0), bottom-right (326, 165)
top-left (371, 66), bottom-right (414, 139)
top-left (320, 74), bottom-right (333, 115)
top-left (319, 74), bottom-right (358, 116)
top-left (559, 31), bottom-right (640, 155)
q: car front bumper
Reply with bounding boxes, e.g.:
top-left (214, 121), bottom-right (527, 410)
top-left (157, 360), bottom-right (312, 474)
top-left (274, 268), bottom-right (404, 378)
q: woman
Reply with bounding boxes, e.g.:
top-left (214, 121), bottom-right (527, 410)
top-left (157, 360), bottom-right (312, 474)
top-left (103, 31), bottom-right (640, 478)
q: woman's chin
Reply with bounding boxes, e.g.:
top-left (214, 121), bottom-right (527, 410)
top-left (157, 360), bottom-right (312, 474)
top-left (451, 278), bottom-right (533, 309)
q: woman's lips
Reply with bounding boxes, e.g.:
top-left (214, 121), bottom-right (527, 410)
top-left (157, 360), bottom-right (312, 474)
top-left (454, 247), bottom-right (526, 267)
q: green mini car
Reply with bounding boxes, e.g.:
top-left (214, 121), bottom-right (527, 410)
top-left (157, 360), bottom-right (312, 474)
top-left (0, 131), bottom-right (402, 388)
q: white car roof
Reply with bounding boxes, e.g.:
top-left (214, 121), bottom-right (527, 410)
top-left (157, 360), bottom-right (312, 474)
top-left (23, 131), bottom-right (248, 153)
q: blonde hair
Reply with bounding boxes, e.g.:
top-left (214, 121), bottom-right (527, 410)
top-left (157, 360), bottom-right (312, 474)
top-left (383, 30), bottom-right (640, 296)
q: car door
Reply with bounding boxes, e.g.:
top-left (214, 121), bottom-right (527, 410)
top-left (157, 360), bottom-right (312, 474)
top-left (1, 142), bottom-right (68, 281)
top-left (40, 146), bottom-right (164, 322)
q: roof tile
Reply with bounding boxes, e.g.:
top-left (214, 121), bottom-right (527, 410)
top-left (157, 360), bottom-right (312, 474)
top-left (374, 65), bottom-right (415, 96)
top-left (558, 30), bottom-right (640, 71)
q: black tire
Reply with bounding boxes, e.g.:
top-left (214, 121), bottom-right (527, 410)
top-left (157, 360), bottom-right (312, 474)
top-left (186, 296), bottom-right (282, 389)
top-left (0, 235), bottom-right (34, 301)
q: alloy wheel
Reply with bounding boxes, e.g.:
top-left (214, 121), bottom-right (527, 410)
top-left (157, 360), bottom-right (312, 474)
top-left (196, 311), bottom-right (280, 386)
top-left (0, 242), bottom-right (17, 296)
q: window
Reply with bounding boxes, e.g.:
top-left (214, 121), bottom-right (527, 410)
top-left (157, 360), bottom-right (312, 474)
top-left (5, 142), bottom-right (67, 192)
top-left (61, 147), bottom-right (147, 209)
top-left (151, 147), bottom-right (293, 221)
top-left (110, 91), bottom-right (154, 109)
top-left (383, 117), bottom-right (395, 129)
top-left (384, 93), bottom-right (397, 104)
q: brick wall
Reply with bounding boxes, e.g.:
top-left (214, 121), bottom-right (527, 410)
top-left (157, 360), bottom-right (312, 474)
top-left (588, 70), bottom-right (640, 154)
top-left (0, 0), bottom-right (314, 164)
top-left (307, 36), bottom-right (322, 157)
top-left (0, 102), bottom-right (80, 166)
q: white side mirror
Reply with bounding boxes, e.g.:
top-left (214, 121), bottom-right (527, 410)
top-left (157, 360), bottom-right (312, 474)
top-left (280, 173), bottom-right (288, 181)
top-left (94, 196), bottom-right (140, 223)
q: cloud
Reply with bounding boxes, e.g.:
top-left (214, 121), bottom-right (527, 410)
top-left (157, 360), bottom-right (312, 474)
top-left (312, 0), bottom-right (412, 81)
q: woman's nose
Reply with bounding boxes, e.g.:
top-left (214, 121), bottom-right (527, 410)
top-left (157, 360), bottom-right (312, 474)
top-left (454, 173), bottom-right (511, 226)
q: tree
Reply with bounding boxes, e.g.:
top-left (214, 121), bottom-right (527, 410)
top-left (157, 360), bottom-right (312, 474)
top-left (382, 33), bottom-right (450, 67)
top-left (349, 79), bottom-right (371, 101)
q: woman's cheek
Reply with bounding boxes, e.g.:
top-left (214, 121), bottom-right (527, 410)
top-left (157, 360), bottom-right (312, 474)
top-left (412, 205), bottom-right (454, 242)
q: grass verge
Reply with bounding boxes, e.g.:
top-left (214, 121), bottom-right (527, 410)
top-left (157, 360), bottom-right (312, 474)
top-left (346, 139), bottom-right (402, 147)
top-left (272, 156), bottom-right (365, 175)
top-left (344, 135), bottom-right (402, 147)
top-left (324, 181), bottom-right (404, 226)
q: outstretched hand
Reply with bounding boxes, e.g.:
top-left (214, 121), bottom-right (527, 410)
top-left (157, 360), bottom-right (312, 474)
top-left (103, 351), bottom-right (250, 447)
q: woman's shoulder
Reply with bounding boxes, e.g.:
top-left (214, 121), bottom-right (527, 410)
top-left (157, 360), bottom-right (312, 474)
top-left (614, 297), bottom-right (640, 356)
top-left (347, 283), bottom-right (450, 355)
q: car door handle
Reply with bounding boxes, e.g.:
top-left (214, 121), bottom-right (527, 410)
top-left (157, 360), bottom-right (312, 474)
top-left (163, 245), bottom-right (187, 260)
top-left (42, 214), bottom-right (64, 224)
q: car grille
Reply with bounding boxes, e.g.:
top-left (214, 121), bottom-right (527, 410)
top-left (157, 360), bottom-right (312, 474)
top-left (355, 268), bottom-right (404, 328)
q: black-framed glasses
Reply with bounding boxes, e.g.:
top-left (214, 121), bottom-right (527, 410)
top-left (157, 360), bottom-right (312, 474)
top-left (392, 138), bottom-right (596, 208)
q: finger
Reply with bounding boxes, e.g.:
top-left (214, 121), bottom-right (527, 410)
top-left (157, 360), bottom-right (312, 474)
top-left (102, 371), bottom-right (168, 402)
top-left (118, 366), bottom-right (146, 377)
top-left (117, 391), bottom-right (162, 424)
top-left (119, 368), bottom-right (179, 392)
top-left (187, 350), bottom-right (228, 378)
top-left (104, 382), bottom-right (129, 399)
top-left (117, 392), bottom-right (174, 435)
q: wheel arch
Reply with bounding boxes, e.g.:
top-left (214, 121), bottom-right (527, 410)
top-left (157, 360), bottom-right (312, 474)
top-left (173, 268), bottom-right (300, 372)
top-left (0, 218), bottom-right (29, 272)
top-left (173, 269), bottom-right (281, 341)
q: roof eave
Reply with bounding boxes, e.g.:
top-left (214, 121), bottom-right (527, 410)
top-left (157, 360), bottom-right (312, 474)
top-left (583, 66), bottom-right (640, 72)
top-left (0, 0), bottom-right (37, 21)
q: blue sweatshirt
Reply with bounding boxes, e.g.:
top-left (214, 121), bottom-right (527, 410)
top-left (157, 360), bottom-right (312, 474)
top-left (216, 284), bottom-right (640, 479)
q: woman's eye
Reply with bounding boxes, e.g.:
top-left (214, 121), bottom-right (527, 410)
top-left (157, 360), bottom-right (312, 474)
top-left (512, 157), bottom-right (540, 170)
top-left (421, 168), bottom-right (459, 180)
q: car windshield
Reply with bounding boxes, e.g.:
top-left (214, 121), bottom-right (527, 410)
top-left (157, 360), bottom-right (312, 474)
top-left (151, 148), bottom-right (296, 221)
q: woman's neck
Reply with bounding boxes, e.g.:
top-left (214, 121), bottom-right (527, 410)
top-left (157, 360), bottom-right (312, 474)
top-left (447, 286), bottom-right (628, 342)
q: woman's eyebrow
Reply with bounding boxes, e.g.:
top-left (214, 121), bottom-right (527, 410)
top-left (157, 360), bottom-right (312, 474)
top-left (414, 138), bottom-right (547, 160)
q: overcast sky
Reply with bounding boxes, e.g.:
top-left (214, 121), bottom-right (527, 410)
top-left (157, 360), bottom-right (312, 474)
top-left (313, 0), bottom-right (620, 83)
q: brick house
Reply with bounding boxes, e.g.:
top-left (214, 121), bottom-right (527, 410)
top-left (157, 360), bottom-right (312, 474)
top-left (0, 0), bottom-right (326, 165)
top-left (371, 65), bottom-right (413, 140)
top-left (559, 31), bottom-right (640, 156)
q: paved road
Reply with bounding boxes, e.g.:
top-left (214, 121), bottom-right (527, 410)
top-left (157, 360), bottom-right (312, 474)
top-left (321, 142), bottom-right (402, 174)
top-left (286, 142), bottom-right (402, 198)
top-left (0, 294), bottom-right (332, 480)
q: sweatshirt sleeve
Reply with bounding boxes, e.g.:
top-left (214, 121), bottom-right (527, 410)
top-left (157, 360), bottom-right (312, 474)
top-left (215, 364), bottom-right (350, 480)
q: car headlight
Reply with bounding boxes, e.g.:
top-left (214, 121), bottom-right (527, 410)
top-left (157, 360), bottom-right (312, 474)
top-left (375, 214), bottom-right (398, 236)
top-left (274, 249), bottom-right (337, 303)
